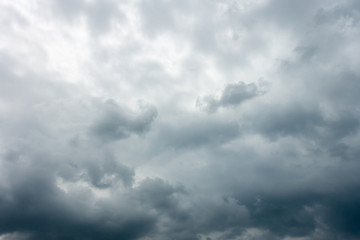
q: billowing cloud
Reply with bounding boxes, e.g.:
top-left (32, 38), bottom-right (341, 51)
top-left (197, 82), bottom-right (263, 113)
top-left (90, 100), bottom-right (158, 142)
top-left (1, 0), bottom-right (360, 239)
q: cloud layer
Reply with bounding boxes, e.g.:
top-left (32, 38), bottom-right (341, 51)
top-left (0, 0), bottom-right (360, 239)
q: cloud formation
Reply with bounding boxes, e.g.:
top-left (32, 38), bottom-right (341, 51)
top-left (1, 0), bottom-right (360, 239)
top-left (197, 82), bottom-right (263, 113)
top-left (90, 100), bottom-right (158, 142)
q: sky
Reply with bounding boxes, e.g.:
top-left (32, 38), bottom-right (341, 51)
top-left (0, 0), bottom-right (360, 239)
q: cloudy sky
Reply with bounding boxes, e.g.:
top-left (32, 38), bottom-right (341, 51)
top-left (0, 0), bottom-right (360, 239)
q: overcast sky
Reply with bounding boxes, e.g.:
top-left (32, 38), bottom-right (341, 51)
top-left (0, 0), bottom-right (360, 239)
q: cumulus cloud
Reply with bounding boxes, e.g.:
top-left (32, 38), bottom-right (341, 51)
top-left (197, 82), bottom-right (263, 113)
top-left (90, 100), bottom-right (158, 142)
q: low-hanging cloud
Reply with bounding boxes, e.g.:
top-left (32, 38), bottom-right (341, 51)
top-left (1, 0), bottom-right (360, 239)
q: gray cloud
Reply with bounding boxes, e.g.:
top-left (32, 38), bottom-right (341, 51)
top-left (0, 161), bottom-right (154, 240)
top-left (51, 0), bottom-right (124, 34)
top-left (154, 118), bottom-right (240, 150)
top-left (197, 82), bottom-right (263, 113)
top-left (249, 103), bottom-right (324, 139)
top-left (1, 0), bottom-right (360, 239)
top-left (90, 100), bottom-right (158, 142)
top-left (85, 156), bottom-right (135, 188)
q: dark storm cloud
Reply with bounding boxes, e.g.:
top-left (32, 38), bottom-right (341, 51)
top-left (249, 103), bottom-right (324, 139)
top-left (133, 180), bottom-right (250, 240)
top-left (1, 0), bottom-right (360, 239)
top-left (90, 100), bottom-right (158, 142)
top-left (197, 145), bottom-right (360, 239)
top-left (197, 82), bottom-right (262, 113)
top-left (85, 156), bottom-right (135, 188)
top-left (241, 194), bottom-right (318, 237)
top-left (0, 147), bottom-right (168, 240)
top-left (232, 185), bottom-right (360, 240)
top-left (0, 150), bottom-right (251, 240)
top-left (0, 160), bottom-right (154, 240)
